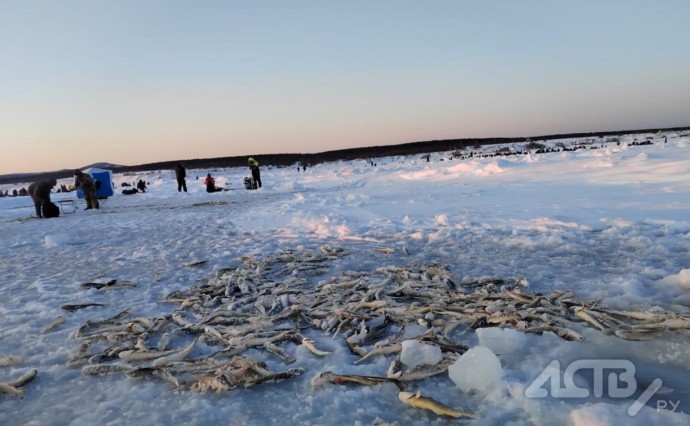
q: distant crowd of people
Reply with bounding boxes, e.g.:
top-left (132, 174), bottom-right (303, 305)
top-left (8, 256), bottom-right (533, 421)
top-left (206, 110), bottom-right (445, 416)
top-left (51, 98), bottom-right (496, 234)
top-left (0, 183), bottom-right (71, 198)
top-left (19, 156), bottom-right (266, 219)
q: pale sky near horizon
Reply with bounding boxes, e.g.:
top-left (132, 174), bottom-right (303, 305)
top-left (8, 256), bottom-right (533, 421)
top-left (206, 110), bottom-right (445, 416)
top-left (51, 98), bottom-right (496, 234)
top-left (1, 0), bottom-right (689, 175)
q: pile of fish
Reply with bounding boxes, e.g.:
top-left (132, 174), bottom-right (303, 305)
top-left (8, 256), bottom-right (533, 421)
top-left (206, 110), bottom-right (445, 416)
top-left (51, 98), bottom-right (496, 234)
top-left (57, 245), bottom-right (689, 419)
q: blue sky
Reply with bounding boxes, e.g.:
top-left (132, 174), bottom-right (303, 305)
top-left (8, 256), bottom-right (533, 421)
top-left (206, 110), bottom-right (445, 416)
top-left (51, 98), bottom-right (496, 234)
top-left (1, 1), bottom-right (689, 174)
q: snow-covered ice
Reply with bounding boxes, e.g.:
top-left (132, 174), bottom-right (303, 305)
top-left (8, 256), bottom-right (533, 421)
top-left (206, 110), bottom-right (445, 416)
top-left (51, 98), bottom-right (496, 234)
top-left (1, 132), bottom-right (690, 425)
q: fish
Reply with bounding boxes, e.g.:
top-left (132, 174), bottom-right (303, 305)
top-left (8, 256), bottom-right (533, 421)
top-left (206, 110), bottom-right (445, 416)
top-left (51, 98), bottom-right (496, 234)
top-left (41, 315), bottom-right (66, 334)
top-left (77, 309), bottom-right (132, 334)
top-left (525, 324), bottom-right (584, 342)
top-left (0, 383), bottom-right (25, 398)
top-left (82, 364), bottom-right (133, 375)
top-left (387, 357), bottom-right (403, 379)
top-left (354, 342), bottom-right (402, 365)
top-left (66, 354), bottom-right (94, 368)
top-left (61, 303), bottom-right (105, 312)
top-left (62, 250), bottom-right (690, 407)
top-left (0, 368), bottom-right (38, 399)
top-left (191, 375), bottom-right (230, 393)
top-left (157, 332), bottom-right (171, 351)
top-left (183, 260), bottom-right (208, 267)
top-left (310, 371), bottom-right (407, 391)
top-left (78, 322), bottom-right (138, 338)
top-left (119, 347), bottom-right (183, 363)
top-left (81, 279), bottom-right (138, 290)
top-left (607, 309), bottom-right (669, 322)
top-left (7, 368), bottom-right (38, 387)
top-left (135, 333), bottom-right (150, 352)
top-left (232, 366), bottom-right (303, 389)
top-left (345, 339), bottom-right (368, 358)
top-left (223, 319), bottom-right (275, 337)
top-left (503, 289), bottom-right (535, 304)
top-left (352, 300), bottom-right (387, 311)
top-left (398, 390), bottom-right (474, 418)
top-left (151, 339), bottom-right (196, 367)
top-left (572, 307), bottom-right (607, 331)
top-left (81, 279), bottom-right (118, 289)
top-left (614, 329), bottom-right (657, 341)
top-left (374, 247), bottom-right (395, 255)
top-left (263, 342), bottom-right (296, 364)
top-left (126, 367), bottom-right (180, 387)
top-left (301, 338), bottom-right (332, 356)
top-left (630, 317), bottom-right (690, 331)
top-left (0, 356), bottom-right (25, 367)
top-left (399, 357), bottom-right (455, 381)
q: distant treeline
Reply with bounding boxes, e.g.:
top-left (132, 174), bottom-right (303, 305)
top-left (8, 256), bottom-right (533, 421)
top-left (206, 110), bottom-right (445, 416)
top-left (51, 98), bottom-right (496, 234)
top-left (2, 125), bottom-right (688, 185)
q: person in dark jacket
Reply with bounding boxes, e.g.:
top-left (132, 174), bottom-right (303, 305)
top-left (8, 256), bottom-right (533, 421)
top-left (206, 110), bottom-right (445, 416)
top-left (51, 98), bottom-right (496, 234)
top-left (248, 157), bottom-right (262, 188)
top-left (74, 170), bottom-right (99, 210)
top-left (175, 162), bottom-right (187, 192)
top-left (27, 179), bottom-right (57, 218)
top-left (136, 179), bottom-right (147, 193)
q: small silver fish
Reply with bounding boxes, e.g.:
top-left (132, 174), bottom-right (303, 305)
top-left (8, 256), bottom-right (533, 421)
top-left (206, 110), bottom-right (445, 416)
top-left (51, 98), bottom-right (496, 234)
top-left (301, 338), bottom-right (332, 356)
top-left (41, 316), bottom-right (66, 334)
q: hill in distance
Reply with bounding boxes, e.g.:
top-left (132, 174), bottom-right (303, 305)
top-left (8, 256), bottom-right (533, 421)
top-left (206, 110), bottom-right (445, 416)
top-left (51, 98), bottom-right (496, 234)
top-left (1, 125), bottom-right (688, 185)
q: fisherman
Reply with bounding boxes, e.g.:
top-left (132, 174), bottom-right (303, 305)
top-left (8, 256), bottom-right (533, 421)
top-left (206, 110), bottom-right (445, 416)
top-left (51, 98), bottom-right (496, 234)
top-left (204, 173), bottom-right (220, 193)
top-left (136, 179), bottom-right (147, 193)
top-left (248, 157), bottom-right (262, 188)
top-left (74, 169), bottom-right (100, 210)
top-left (27, 178), bottom-right (57, 218)
top-left (175, 162), bottom-right (187, 193)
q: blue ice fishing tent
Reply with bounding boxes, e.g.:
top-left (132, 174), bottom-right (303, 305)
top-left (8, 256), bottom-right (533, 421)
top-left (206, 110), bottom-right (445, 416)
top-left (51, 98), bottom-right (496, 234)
top-left (76, 167), bottom-right (114, 199)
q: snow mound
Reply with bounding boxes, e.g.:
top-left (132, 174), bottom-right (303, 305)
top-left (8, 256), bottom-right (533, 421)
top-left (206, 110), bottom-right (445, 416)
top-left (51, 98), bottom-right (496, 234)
top-left (657, 268), bottom-right (690, 290)
top-left (479, 161), bottom-right (505, 175)
top-left (44, 234), bottom-right (73, 247)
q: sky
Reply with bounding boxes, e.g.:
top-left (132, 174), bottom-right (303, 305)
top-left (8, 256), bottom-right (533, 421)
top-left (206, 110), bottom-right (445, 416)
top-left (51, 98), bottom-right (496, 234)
top-left (1, 131), bottom-right (689, 424)
top-left (1, 1), bottom-right (690, 175)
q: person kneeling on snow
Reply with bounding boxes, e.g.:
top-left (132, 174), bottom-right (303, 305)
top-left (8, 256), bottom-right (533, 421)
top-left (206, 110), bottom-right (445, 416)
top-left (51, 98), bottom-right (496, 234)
top-left (205, 173), bottom-right (220, 193)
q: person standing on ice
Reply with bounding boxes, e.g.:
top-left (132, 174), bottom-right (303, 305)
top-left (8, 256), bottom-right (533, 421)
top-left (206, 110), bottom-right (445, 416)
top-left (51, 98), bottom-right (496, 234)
top-left (27, 178), bottom-right (57, 218)
top-left (175, 162), bottom-right (187, 192)
top-left (248, 157), bottom-right (262, 188)
top-left (74, 170), bottom-right (100, 210)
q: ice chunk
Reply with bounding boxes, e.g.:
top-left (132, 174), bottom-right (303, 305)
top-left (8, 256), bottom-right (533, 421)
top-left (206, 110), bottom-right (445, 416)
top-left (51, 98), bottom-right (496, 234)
top-left (448, 346), bottom-right (504, 394)
top-left (400, 339), bottom-right (442, 368)
top-left (476, 327), bottom-right (527, 355)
